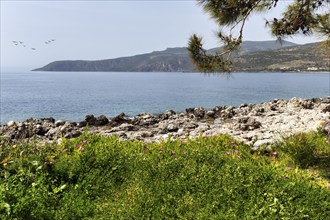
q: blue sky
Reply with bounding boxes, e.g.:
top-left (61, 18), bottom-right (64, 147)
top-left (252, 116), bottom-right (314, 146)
top-left (1, 0), bottom-right (325, 71)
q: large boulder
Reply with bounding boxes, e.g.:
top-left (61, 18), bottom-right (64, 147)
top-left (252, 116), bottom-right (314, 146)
top-left (96, 115), bottom-right (109, 126)
top-left (85, 115), bottom-right (98, 125)
top-left (85, 114), bottom-right (109, 126)
top-left (109, 113), bottom-right (131, 127)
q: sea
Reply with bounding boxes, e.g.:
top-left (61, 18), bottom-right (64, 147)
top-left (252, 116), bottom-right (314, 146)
top-left (1, 71), bottom-right (329, 125)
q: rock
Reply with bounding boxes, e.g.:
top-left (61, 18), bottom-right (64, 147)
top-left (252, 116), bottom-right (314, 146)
top-left (179, 113), bottom-right (185, 117)
top-left (7, 121), bottom-right (15, 127)
top-left (322, 105), bottom-right (330, 113)
top-left (206, 110), bottom-right (215, 118)
top-left (132, 131), bottom-right (153, 140)
top-left (221, 106), bottom-right (235, 119)
top-left (183, 122), bottom-right (198, 130)
top-left (161, 134), bottom-right (169, 140)
top-left (96, 115), bottom-right (109, 126)
top-left (55, 120), bottom-right (65, 127)
top-left (213, 118), bottom-right (222, 125)
top-left (302, 100), bottom-right (314, 109)
top-left (167, 123), bottom-right (178, 132)
top-left (85, 115), bottom-right (97, 125)
top-left (158, 110), bottom-right (176, 120)
top-left (133, 113), bottom-right (158, 126)
top-left (177, 128), bottom-right (184, 135)
top-left (320, 97), bottom-right (330, 104)
top-left (138, 112), bottom-right (152, 119)
top-left (186, 107), bottom-right (205, 119)
top-left (109, 113), bottom-right (130, 127)
top-left (140, 131), bottom-right (153, 138)
top-left (157, 122), bottom-right (168, 134)
top-left (251, 107), bottom-right (265, 116)
top-left (212, 106), bottom-right (225, 115)
top-left (238, 117), bottom-right (249, 124)
top-left (46, 128), bottom-right (59, 139)
top-left (197, 123), bottom-right (209, 132)
top-left (246, 118), bottom-right (261, 130)
top-left (84, 115), bottom-right (109, 126)
top-left (115, 131), bottom-right (127, 138)
top-left (1, 97), bottom-right (328, 148)
top-left (77, 121), bottom-right (87, 128)
top-left (60, 125), bottom-right (68, 132)
top-left (270, 104), bottom-right (277, 111)
top-left (64, 130), bottom-right (82, 139)
top-left (238, 124), bottom-right (248, 131)
top-left (118, 123), bottom-right (135, 131)
top-left (42, 117), bottom-right (55, 124)
top-left (237, 117), bottom-right (261, 131)
top-left (35, 125), bottom-right (49, 136)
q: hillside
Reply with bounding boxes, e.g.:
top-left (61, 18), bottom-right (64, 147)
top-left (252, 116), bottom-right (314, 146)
top-left (233, 42), bottom-right (330, 72)
top-left (33, 41), bottom-right (329, 72)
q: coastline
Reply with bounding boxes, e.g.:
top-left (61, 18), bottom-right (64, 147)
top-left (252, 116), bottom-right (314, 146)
top-left (1, 97), bottom-right (329, 149)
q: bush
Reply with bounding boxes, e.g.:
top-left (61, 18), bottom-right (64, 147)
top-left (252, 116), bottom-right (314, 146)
top-left (273, 132), bottom-right (330, 176)
top-left (1, 132), bottom-right (329, 219)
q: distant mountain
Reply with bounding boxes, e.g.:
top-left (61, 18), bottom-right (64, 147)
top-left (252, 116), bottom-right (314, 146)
top-left (33, 40), bottom-right (329, 72)
top-left (232, 42), bottom-right (330, 72)
top-left (207, 40), bottom-right (297, 55)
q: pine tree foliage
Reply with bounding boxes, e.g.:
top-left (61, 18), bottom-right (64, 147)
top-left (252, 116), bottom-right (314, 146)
top-left (188, 0), bottom-right (330, 72)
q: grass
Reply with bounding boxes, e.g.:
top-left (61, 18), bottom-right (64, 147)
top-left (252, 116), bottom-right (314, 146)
top-left (0, 131), bottom-right (329, 219)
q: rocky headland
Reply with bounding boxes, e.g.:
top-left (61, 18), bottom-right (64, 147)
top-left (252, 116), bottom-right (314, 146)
top-left (1, 97), bottom-right (330, 150)
top-left (33, 41), bottom-right (330, 73)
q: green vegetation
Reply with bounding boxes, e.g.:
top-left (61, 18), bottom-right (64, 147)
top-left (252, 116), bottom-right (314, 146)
top-left (1, 131), bottom-right (329, 219)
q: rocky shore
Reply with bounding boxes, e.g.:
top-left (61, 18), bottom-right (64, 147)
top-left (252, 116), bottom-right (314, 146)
top-left (1, 97), bottom-right (330, 149)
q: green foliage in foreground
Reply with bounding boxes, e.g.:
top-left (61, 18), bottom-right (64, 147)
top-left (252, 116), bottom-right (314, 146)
top-left (0, 132), bottom-right (329, 219)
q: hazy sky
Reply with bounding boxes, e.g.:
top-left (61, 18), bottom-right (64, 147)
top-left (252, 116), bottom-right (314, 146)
top-left (1, 0), bottom-right (325, 71)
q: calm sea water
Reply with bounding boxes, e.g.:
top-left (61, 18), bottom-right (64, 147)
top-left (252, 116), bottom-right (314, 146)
top-left (1, 71), bottom-right (329, 124)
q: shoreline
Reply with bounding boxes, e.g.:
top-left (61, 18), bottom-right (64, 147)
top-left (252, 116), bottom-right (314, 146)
top-left (1, 97), bottom-right (329, 149)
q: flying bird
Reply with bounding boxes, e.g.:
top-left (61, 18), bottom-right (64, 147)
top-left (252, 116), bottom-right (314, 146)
top-left (45, 39), bottom-right (55, 44)
top-left (11, 39), bottom-right (56, 51)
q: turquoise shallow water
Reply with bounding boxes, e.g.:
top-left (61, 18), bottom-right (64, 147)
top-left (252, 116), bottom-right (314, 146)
top-left (1, 71), bottom-right (329, 124)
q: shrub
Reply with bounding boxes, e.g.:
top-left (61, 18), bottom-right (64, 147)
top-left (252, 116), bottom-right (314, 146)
top-left (1, 132), bottom-right (329, 219)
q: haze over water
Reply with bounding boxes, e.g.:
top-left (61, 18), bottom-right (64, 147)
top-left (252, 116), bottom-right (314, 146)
top-left (1, 71), bottom-right (329, 125)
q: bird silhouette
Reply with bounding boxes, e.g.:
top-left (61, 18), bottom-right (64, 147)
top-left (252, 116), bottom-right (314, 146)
top-left (11, 39), bottom-right (56, 51)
